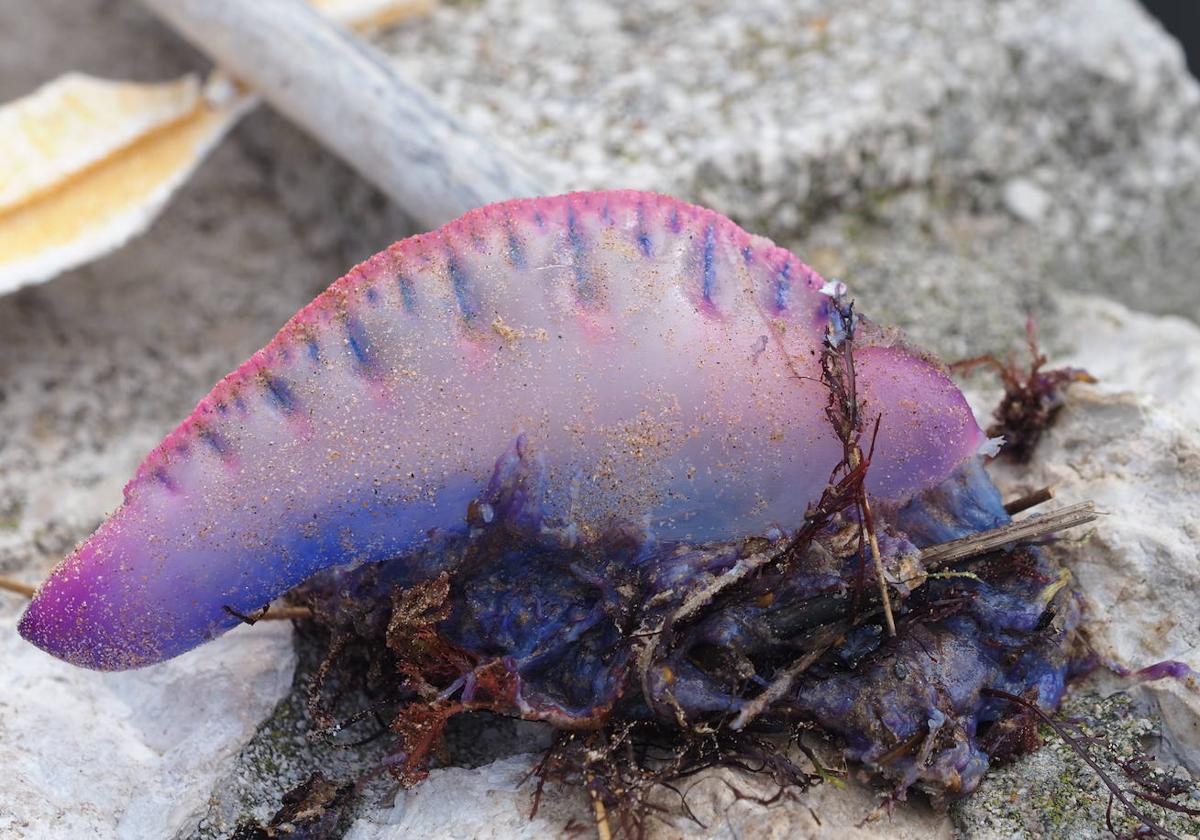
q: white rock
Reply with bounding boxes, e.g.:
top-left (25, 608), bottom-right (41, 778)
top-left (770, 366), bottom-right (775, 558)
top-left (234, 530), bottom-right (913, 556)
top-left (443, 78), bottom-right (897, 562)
top-left (990, 387), bottom-right (1200, 771)
top-left (344, 756), bottom-right (590, 840)
top-left (1055, 295), bottom-right (1200, 428)
top-left (1002, 178), bottom-right (1051, 224)
top-left (0, 609), bottom-right (295, 840)
top-left (983, 297), bottom-right (1200, 772)
top-left (345, 755), bottom-right (955, 840)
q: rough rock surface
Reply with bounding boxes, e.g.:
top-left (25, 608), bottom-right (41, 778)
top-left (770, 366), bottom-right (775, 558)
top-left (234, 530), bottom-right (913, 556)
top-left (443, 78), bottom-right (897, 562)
top-left (952, 692), bottom-right (1200, 839)
top-left (988, 298), bottom-right (1200, 707)
top-left (380, 0), bottom-right (1200, 340)
top-left (2, 0), bottom-right (1198, 838)
top-left (1053, 295), bottom-right (1200, 424)
top-left (0, 614), bottom-right (295, 840)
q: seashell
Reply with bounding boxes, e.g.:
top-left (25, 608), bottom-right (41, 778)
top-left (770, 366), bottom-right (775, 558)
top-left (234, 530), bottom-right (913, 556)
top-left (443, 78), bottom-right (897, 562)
top-left (0, 72), bottom-right (251, 295)
top-left (0, 0), bottom-right (432, 296)
top-left (19, 191), bottom-right (984, 670)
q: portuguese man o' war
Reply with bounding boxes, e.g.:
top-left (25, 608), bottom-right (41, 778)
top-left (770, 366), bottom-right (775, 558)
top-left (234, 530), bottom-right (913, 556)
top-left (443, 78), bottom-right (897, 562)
top-left (19, 190), bottom-right (1080, 805)
top-left (19, 190), bottom-right (982, 669)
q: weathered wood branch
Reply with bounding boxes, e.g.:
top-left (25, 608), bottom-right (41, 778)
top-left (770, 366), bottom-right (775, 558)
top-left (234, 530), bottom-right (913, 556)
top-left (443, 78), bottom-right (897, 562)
top-left (919, 501), bottom-right (1098, 569)
top-left (138, 0), bottom-right (545, 228)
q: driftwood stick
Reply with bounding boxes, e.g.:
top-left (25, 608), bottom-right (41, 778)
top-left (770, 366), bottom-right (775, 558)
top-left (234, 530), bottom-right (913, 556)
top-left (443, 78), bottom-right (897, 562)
top-left (138, 0), bottom-right (544, 228)
top-left (919, 501), bottom-right (1099, 569)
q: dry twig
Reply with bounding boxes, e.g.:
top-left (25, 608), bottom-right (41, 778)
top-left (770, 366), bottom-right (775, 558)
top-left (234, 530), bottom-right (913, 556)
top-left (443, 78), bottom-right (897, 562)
top-left (1003, 485), bottom-right (1055, 516)
top-left (0, 577), bottom-right (35, 598)
top-left (919, 501), bottom-right (1098, 569)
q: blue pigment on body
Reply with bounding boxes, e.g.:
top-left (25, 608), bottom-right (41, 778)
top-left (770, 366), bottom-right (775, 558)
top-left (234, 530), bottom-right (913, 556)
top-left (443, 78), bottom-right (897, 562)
top-left (302, 445), bottom-right (1078, 805)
